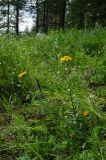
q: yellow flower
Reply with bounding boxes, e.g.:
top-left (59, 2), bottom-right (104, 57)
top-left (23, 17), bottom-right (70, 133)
top-left (18, 71), bottom-right (27, 78)
top-left (60, 56), bottom-right (72, 62)
top-left (83, 111), bottom-right (90, 117)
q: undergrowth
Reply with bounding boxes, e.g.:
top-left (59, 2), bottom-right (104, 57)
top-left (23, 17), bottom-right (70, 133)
top-left (0, 29), bottom-right (106, 160)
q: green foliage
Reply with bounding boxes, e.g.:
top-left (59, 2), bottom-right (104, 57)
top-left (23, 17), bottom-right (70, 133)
top-left (66, 0), bottom-right (106, 28)
top-left (0, 29), bottom-right (106, 160)
top-left (17, 154), bottom-right (30, 160)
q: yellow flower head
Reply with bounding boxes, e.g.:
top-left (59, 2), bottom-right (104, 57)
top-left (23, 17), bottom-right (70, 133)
top-left (83, 111), bottom-right (90, 117)
top-left (18, 71), bottom-right (27, 78)
top-left (60, 56), bottom-right (72, 62)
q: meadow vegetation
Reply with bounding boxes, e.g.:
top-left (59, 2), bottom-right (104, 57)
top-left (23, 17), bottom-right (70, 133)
top-left (0, 29), bottom-right (106, 160)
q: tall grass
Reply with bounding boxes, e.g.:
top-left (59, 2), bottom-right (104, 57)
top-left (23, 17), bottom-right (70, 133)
top-left (0, 29), bottom-right (106, 160)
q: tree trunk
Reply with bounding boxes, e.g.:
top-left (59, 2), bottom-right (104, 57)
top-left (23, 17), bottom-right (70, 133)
top-left (7, 0), bottom-right (10, 33)
top-left (59, 0), bottom-right (66, 30)
top-left (36, 0), bottom-right (39, 33)
top-left (16, 6), bottom-right (19, 35)
top-left (43, 0), bottom-right (48, 32)
top-left (79, 0), bottom-right (85, 28)
top-left (45, 1), bottom-right (48, 32)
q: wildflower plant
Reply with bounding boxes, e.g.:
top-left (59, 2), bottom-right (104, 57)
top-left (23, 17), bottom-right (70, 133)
top-left (60, 55), bottom-right (72, 62)
top-left (18, 71), bottom-right (27, 79)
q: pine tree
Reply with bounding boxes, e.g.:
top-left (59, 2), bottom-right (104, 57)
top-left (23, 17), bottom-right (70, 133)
top-left (11, 0), bottom-right (27, 34)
